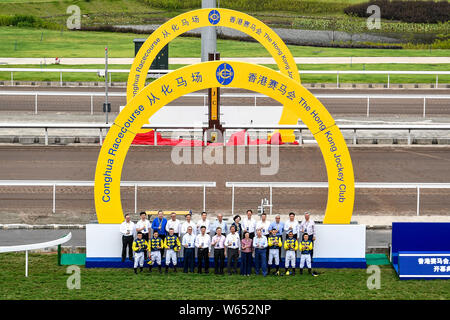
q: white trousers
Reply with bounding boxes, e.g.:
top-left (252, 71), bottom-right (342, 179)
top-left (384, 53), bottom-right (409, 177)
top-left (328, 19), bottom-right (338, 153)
top-left (268, 249), bottom-right (280, 265)
top-left (300, 254), bottom-right (312, 268)
top-left (150, 251), bottom-right (161, 265)
top-left (134, 251), bottom-right (144, 268)
top-left (165, 249), bottom-right (177, 266)
top-left (285, 250), bottom-right (296, 268)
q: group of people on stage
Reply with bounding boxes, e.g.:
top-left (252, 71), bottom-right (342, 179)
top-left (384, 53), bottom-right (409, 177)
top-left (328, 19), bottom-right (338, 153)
top-left (120, 209), bottom-right (317, 277)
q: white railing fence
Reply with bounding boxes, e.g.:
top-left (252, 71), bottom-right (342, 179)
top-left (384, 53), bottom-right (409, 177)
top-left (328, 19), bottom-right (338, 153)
top-left (1, 123), bottom-right (450, 146)
top-left (0, 68), bottom-right (449, 88)
top-left (226, 181), bottom-right (450, 216)
top-left (0, 91), bottom-right (448, 117)
top-left (0, 180), bottom-right (216, 214)
top-left (0, 232), bottom-right (72, 277)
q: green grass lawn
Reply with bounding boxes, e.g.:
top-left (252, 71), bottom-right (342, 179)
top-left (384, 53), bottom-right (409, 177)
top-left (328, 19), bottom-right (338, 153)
top-left (0, 253), bottom-right (449, 300)
top-left (1, 27), bottom-right (450, 59)
top-left (1, 63), bottom-right (449, 84)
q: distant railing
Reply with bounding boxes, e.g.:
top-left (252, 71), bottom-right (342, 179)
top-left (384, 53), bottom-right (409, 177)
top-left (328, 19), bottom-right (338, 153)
top-left (225, 181), bottom-right (450, 216)
top-left (0, 90), bottom-right (449, 117)
top-left (0, 68), bottom-right (449, 88)
top-left (1, 123), bottom-right (450, 146)
top-left (0, 180), bottom-right (216, 214)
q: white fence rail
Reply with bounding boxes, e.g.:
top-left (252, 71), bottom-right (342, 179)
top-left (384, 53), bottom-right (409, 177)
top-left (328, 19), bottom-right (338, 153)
top-left (226, 181), bottom-right (450, 216)
top-left (0, 90), bottom-right (449, 117)
top-left (1, 68), bottom-right (449, 88)
top-left (0, 180), bottom-right (216, 214)
top-left (0, 232), bottom-right (72, 277)
top-left (1, 123), bottom-right (450, 146)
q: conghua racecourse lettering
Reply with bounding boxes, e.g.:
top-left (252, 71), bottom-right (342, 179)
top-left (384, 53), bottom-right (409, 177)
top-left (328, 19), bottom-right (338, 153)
top-left (127, 8), bottom-right (301, 142)
top-left (95, 61), bottom-right (355, 225)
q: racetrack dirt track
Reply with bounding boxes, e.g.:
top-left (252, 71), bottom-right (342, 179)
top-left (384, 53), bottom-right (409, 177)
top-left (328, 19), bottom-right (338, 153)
top-left (0, 145), bottom-right (450, 224)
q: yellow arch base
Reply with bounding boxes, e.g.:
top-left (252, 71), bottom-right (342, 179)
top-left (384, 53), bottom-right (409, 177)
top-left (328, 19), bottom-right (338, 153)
top-left (96, 61), bottom-right (354, 224)
top-left (127, 8), bottom-right (301, 142)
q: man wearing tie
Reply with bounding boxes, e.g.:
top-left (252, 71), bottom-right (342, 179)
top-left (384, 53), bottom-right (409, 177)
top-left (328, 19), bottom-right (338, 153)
top-left (136, 212), bottom-right (151, 260)
top-left (195, 226), bottom-right (211, 274)
top-left (120, 213), bottom-right (135, 263)
top-left (211, 226), bottom-right (226, 274)
top-left (242, 209), bottom-right (257, 239)
top-left (253, 228), bottom-right (268, 276)
top-left (151, 210), bottom-right (167, 258)
top-left (182, 226), bottom-right (196, 273)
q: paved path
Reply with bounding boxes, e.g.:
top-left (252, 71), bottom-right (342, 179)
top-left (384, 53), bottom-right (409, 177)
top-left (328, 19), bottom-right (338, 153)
top-left (0, 228), bottom-right (391, 247)
top-left (1, 57), bottom-right (450, 65)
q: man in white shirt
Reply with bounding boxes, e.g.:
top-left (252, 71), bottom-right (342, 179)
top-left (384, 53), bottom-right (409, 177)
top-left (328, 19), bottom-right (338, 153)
top-left (242, 209), bottom-right (257, 239)
top-left (284, 212), bottom-right (300, 239)
top-left (299, 212), bottom-right (316, 261)
top-left (211, 226), bottom-right (226, 274)
top-left (195, 226), bottom-right (211, 274)
top-left (256, 212), bottom-right (271, 237)
top-left (182, 226), bottom-right (196, 273)
top-left (256, 212), bottom-right (271, 264)
top-left (225, 225), bottom-right (241, 275)
top-left (196, 211), bottom-right (211, 235)
top-left (210, 213), bottom-right (228, 235)
top-left (119, 213), bottom-right (135, 262)
top-left (136, 212), bottom-right (151, 260)
top-left (180, 213), bottom-right (197, 236)
top-left (165, 212), bottom-right (181, 238)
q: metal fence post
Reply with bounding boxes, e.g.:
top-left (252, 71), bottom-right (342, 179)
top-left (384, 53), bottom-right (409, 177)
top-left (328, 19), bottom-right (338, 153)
top-left (231, 184), bottom-right (235, 215)
top-left (52, 184), bottom-right (56, 214)
top-left (408, 129), bottom-right (411, 145)
top-left (436, 75), bottom-right (438, 89)
top-left (353, 129), bottom-right (357, 145)
top-left (254, 95), bottom-right (257, 107)
top-left (269, 185), bottom-right (273, 215)
top-left (60, 71), bottom-right (62, 86)
top-left (336, 71), bottom-right (339, 88)
top-left (90, 95), bottom-right (94, 115)
top-left (416, 186), bottom-right (420, 216)
top-left (25, 250), bottom-right (28, 277)
top-left (134, 184), bottom-right (138, 214)
top-left (203, 185), bottom-right (206, 212)
top-left (99, 128), bottom-right (103, 146)
top-left (387, 74), bottom-right (390, 88)
top-left (35, 93), bottom-right (38, 114)
top-left (366, 96), bottom-right (370, 117)
top-left (45, 127), bottom-right (48, 146)
top-left (299, 129), bottom-right (302, 145)
top-left (154, 129), bottom-right (158, 146)
top-left (423, 97), bottom-right (426, 118)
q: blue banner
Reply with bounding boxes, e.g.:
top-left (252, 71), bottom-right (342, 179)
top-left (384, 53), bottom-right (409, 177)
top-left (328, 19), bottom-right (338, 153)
top-left (398, 251), bottom-right (450, 280)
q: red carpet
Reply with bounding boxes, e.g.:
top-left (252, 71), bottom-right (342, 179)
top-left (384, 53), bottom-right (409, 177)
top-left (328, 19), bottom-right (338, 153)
top-left (132, 130), bottom-right (298, 146)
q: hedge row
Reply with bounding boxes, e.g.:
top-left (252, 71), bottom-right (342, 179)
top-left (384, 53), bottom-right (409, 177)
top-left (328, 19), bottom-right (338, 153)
top-left (145, 0), bottom-right (346, 15)
top-left (0, 14), bottom-right (59, 29)
top-left (344, 0), bottom-right (450, 24)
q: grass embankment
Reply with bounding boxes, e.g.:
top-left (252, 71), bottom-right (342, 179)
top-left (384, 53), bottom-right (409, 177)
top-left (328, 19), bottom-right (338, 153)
top-left (0, 252), bottom-right (449, 299)
top-left (1, 26), bottom-right (449, 58)
top-left (1, 63), bottom-right (449, 84)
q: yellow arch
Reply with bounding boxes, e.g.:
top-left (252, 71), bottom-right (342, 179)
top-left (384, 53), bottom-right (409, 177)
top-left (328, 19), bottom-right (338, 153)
top-left (96, 61), bottom-right (354, 224)
top-left (127, 8), bottom-right (300, 141)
